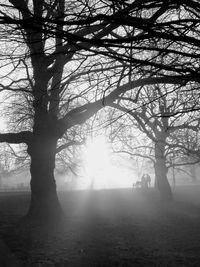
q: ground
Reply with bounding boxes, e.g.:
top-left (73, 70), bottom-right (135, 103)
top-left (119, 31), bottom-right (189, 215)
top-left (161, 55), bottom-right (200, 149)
top-left (1, 186), bottom-right (200, 266)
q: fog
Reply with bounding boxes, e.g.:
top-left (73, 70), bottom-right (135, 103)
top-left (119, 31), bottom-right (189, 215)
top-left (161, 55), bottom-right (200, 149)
top-left (1, 159), bottom-right (199, 192)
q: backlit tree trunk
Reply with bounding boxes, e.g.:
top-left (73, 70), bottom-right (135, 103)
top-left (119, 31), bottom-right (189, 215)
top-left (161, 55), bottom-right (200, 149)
top-left (154, 141), bottom-right (172, 201)
top-left (27, 135), bottom-right (62, 218)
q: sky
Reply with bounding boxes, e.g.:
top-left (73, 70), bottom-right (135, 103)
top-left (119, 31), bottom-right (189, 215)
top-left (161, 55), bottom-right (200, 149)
top-left (0, 118), bottom-right (6, 131)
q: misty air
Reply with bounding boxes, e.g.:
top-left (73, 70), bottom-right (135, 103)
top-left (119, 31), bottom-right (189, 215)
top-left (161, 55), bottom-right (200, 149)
top-left (0, 1), bottom-right (200, 266)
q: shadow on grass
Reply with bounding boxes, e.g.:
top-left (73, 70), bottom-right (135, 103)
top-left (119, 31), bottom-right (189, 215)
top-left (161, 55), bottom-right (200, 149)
top-left (1, 188), bottom-right (200, 266)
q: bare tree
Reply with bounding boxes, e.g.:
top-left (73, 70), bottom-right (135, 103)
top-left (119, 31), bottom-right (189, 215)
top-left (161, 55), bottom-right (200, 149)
top-left (0, 1), bottom-right (200, 218)
top-left (109, 83), bottom-right (200, 200)
top-left (0, 1), bottom-right (122, 218)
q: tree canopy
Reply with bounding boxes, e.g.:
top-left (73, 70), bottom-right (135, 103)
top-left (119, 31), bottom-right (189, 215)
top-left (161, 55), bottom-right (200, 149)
top-left (0, 0), bottom-right (200, 216)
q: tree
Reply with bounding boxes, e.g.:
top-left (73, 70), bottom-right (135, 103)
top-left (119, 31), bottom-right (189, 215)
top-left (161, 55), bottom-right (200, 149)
top-left (0, 1), bottom-right (200, 218)
top-left (0, 0), bottom-right (124, 218)
top-left (109, 83), bottom-right (200, 200)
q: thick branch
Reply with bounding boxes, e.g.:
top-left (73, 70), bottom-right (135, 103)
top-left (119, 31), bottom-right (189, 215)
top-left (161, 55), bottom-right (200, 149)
top-left (58, 100), bottom-right (104, 135)
top-left (0, 131), bottom-right (32, 144)
top-left (57, 74), bottom-right (196, 135)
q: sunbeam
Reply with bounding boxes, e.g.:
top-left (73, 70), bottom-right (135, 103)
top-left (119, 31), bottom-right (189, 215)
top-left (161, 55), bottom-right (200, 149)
top-left (82, 135), bottom-right (133, 189)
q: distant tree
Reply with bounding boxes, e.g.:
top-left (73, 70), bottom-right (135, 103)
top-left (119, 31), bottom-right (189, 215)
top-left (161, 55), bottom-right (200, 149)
top-left (170, 127), bottom-right (200, 183)
top-left (0, 144), bottom-right (16, 182)
top-left (110, 83), bottom-right (200, 200)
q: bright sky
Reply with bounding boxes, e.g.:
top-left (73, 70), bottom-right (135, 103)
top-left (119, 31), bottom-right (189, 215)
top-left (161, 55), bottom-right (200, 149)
top-left (80, 135), bottom-right (135, 190)
top-left (0, 118), bottom-right (6, 130)
top-left (0, 115), bottom-right (149, 190)
top-left (0, 93), bottom-right (6, 131)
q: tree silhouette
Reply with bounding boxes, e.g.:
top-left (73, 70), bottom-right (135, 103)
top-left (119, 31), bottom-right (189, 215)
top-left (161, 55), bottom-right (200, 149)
top-left (0, 1), bottom-right (200, 218)
top-left (109, 83), bottom-right (200, 200)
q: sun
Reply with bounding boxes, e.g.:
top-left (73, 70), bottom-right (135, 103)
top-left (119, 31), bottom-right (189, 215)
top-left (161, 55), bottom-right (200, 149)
top-left (83, 135), bottom-right (111, 189)
top-left (81, 135), bottom-right (133, 189)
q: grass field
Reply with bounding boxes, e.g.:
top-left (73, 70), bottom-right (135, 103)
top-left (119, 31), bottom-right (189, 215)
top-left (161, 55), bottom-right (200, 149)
top-left (1, 186), bottom-right (200, 266)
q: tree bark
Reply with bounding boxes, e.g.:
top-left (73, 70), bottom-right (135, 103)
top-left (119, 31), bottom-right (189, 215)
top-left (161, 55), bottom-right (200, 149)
top-left (27, 136), bottom-right (62, 219)
top-left (154, 142), bottom-right (173, 201)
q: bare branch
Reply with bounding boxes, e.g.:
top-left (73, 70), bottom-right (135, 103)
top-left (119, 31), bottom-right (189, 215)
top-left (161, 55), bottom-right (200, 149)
top-left (56, 140), bottom-right (85, 154)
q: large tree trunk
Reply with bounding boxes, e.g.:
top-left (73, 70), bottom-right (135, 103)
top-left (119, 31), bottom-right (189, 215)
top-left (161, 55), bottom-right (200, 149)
top-left (27, 136), bottom-right (62, 219)
top-left (154, 141), bottom-right (173, 202)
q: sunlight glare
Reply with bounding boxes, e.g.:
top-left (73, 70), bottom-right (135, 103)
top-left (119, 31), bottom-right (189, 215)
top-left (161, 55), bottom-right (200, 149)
top-left (82, 135), bottom-right (133, 189)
